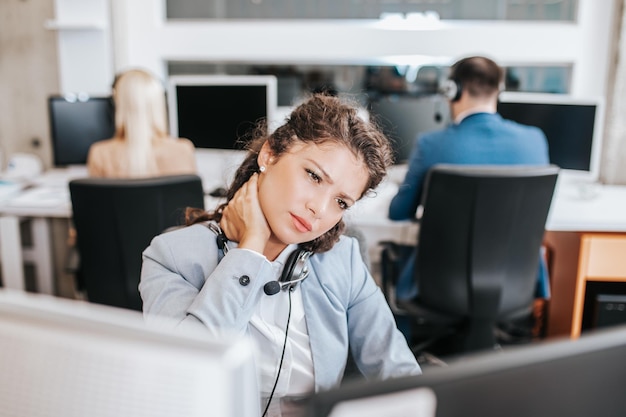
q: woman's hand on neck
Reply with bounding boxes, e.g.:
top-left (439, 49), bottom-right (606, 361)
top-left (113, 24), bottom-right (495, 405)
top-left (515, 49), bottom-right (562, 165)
top-left (219, 173), bottom-right (277, 258)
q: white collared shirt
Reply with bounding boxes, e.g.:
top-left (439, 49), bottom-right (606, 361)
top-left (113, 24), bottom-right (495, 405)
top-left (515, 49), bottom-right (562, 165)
top-left (249, 245), bottom-right (315, 400)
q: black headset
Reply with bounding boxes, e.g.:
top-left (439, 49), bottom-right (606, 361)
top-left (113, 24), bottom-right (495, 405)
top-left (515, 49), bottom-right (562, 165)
top-left (440, 78), bottom-right (462, 102)
top-left (207, 222), bottom-right (312, 296)
top-left (263, 248), bottom-right (312, 296)
top-left (440, 57), bottom-right (507, 103)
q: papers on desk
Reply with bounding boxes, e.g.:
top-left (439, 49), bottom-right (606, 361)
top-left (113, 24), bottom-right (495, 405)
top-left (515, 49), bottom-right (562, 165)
top-left (7, 186), bottom-right (70, 208)
top-left (0, 181), bottom-right (24, 202)
top-left (31, 166), bottom-right (88, 188)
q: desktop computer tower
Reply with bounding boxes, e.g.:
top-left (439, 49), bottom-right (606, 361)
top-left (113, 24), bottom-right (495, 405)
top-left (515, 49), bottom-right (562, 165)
top-left (594, 294), bottom-right (626, 329)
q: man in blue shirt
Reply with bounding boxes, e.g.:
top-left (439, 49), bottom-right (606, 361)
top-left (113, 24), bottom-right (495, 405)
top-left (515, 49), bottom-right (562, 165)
top-left (388, 56), bottom-right (550, 305)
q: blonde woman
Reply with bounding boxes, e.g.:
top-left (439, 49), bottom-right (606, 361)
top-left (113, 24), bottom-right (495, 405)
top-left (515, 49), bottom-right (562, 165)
top-left (87, 69), bottom-right (197, 178)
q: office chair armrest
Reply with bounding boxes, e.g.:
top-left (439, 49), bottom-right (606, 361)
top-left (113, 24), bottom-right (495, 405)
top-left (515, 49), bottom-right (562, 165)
top-left (379, 241), bottom-right (414, 284)
top-left (397, 300), bottom-right (460, 326)
top-left (379, 241), bottom-right (415, 316)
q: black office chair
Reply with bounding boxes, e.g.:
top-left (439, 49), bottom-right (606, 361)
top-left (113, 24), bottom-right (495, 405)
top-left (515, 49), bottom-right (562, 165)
top-left (69, 175), bottom-right (205, 311)
top-left (381, 164), bottom-right (559, 358)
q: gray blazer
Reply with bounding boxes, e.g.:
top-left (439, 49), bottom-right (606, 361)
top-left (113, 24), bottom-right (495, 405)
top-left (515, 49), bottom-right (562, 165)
top-left (139, 223), bottom-right (420, 392)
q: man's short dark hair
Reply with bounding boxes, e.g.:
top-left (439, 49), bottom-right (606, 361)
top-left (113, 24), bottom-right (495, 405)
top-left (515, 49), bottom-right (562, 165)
top-left (449, 56), bottom-right (503, 98)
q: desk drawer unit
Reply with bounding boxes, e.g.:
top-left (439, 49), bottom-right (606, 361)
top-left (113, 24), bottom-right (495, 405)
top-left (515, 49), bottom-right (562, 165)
top-left (571, 234), bottom-right (626, 338)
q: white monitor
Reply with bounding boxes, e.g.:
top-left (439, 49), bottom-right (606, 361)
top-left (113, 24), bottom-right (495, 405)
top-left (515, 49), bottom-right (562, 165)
top-left (0, 290), bottom-right (260, 417)
top-left (497, 92), bottom-right (605, 182)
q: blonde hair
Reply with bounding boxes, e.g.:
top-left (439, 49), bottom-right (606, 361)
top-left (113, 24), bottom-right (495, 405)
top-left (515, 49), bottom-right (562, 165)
top-left (113, 69), bottom-right (169, 177)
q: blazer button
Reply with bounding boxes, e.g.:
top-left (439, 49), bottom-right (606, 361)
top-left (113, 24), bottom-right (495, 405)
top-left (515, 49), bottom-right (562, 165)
top-left (239, 275), bottom-right (250, 286)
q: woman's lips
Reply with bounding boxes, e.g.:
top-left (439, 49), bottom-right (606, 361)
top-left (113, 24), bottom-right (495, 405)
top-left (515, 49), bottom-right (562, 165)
top-left (291, 214), bottom-right (312, 233)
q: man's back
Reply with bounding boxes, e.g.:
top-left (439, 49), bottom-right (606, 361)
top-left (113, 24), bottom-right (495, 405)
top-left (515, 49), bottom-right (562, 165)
top-left (389, 112), bottom-right (549, 220)
top-left (387, 55), bottom-right (553, 316)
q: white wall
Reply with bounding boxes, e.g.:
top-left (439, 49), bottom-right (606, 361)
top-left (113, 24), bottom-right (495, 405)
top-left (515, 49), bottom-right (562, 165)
top-left (601, 0), bottom-right (626, 184)
top-left (51, 0), bottom-right (622, 180)
top-left (104, 0), bottom-right (616, 99)
top-left (50, 0), bottom-right (113, 94)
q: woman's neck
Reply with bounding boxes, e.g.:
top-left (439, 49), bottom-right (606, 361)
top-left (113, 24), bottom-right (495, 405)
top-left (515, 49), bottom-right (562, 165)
top-left (264, 238), bottom-right (288, 261)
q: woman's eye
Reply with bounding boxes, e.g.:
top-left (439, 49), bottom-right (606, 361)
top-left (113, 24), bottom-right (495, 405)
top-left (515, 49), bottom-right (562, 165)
top-left (306, 169), bottom-right (322, 183)
top-left (336, 198), bottom-right (349, 210)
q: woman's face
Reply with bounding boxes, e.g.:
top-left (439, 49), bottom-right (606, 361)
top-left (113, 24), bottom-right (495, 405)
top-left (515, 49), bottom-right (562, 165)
top-left (257, 140), bottom-right (368, 247)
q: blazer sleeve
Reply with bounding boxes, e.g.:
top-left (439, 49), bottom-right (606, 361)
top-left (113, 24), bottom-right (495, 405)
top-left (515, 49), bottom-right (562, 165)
top-left (139, 225), bottom-right (275, 337)
top-left (388, 135), bottom-right (428, 221)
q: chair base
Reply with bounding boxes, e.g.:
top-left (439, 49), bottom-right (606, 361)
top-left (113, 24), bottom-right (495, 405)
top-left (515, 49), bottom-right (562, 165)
top-left (404, 312), bottom-right (537, 361)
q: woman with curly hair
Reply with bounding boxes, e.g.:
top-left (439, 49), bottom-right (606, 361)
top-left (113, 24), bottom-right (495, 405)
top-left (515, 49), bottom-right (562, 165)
top-left (139, 93), bottom-right (420, 416)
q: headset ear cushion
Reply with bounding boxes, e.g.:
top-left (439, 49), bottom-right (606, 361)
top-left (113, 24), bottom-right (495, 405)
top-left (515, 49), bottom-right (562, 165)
top-left (440, 79), bottom-right (461, 102)
top-left (281, 250), bottom-right (300, 283)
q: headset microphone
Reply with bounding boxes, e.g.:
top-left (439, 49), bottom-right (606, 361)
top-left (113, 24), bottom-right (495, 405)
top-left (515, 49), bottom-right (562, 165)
top-left (263, 274), bottom-right (308, 296)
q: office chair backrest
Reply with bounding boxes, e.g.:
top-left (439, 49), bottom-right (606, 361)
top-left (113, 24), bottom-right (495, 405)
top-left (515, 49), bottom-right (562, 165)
top-left (69, 175), bottom-right (205, 311)
top-left (416, 164), bottom-right (559, 322)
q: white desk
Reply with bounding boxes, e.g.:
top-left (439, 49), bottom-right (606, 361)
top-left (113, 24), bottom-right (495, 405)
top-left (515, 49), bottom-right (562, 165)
top-left (0, 168), bottom-right (412, 294)
top-left (545, 178), bottom-right (626, 232)
top-left (3, 168), bottom-right (626, 304)
top-left (540, 176), bottom-right (626, 337)
top-left (345, 179), bottom-right (419, 267)
top-left (0, 168), bottom-right (83, 294)
top-left (347, 173), bottom-right (626, 237)
top-left (347, 173), bottom-right (626, 251)
top-left (0, 150), bottom-right (320, 293)
top-left (0, 167), bottom-right (228, 295)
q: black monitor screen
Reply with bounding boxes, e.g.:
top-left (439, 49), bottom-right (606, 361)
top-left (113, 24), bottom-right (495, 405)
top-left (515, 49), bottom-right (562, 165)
top-left (170, 76), bottom-right (276, 150)
top-left (497, 100), bottom-right (597, 172)
top-left (48, 96), bottom-right (115, 166)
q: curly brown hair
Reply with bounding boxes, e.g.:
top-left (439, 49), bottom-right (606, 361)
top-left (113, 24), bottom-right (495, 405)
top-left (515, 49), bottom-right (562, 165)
top-left (186, 93), bottom-right (393, 253)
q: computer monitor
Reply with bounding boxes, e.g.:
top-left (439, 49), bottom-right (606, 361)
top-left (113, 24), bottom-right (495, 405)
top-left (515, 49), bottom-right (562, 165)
top-left (167, 75), bottom-right (278, 152)
top-left (368, 95), bottom-right (450, 165)
top-left (305, 325), bottom-right (626, 417)
top-left (497, 92), bottom-right (605, 181)
top-left (48, 95), bottom-right (115, 167)
top-left (0, 289), bottom-right (261, 417)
